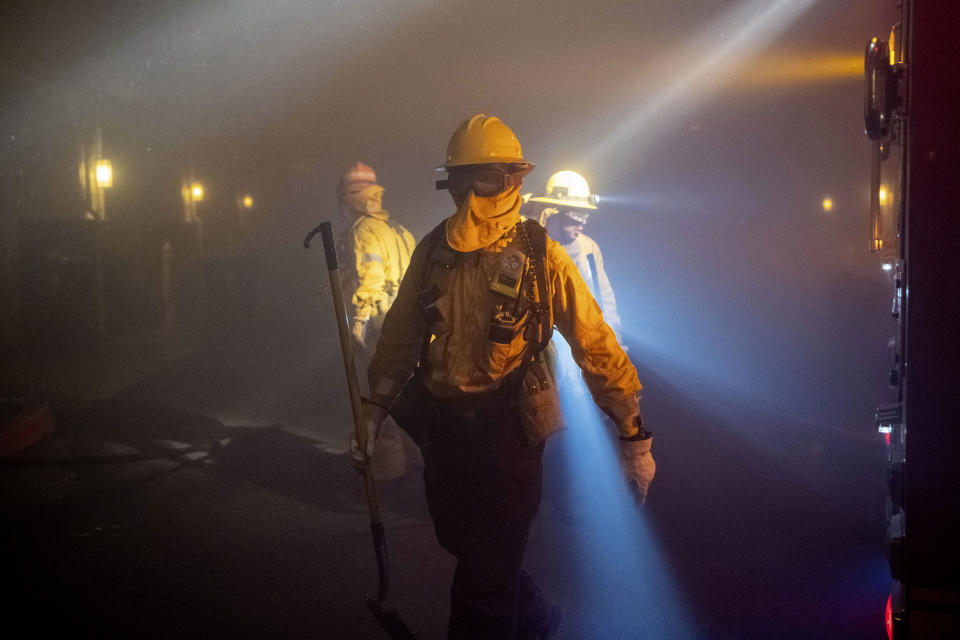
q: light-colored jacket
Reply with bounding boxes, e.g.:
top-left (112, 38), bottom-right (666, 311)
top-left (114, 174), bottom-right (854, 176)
top-left (561, 233), bottom-right (622, 337)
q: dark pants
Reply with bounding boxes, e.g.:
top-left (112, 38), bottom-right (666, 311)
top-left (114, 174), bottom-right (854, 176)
top-left (422, 393), bottom-right (553, 639)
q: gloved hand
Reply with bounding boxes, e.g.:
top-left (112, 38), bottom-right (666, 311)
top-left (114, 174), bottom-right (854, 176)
top-left (350, 402), bottom-right (388, 472)
top-left (351, 317), bottom-right (367, 350)
top-left (618, 435), bottom-right (655, 504)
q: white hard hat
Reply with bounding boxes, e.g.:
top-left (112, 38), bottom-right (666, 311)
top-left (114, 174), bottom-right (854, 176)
top-left (528, 170), bottom-right (598, 211)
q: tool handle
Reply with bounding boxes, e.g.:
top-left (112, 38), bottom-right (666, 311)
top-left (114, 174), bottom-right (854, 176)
top-left (303, 223), bottom-right (323, 250)
top-left (371, 521), bottom-right (390, 603)
top-left (316, 222), bottom-right (382, 525)
top-left (319, 221), bottom-right (339, 270)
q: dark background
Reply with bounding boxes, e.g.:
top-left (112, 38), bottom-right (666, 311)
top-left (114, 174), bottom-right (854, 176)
top-left (0, 1), bottom-right (900, 638)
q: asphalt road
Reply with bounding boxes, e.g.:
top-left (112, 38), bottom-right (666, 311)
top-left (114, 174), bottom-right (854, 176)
top-left (0, 293), bottom-right (889, 639)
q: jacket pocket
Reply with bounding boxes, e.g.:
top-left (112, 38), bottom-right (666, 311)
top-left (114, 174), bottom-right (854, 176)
top-left (477, 311), bottom-right (527, 378)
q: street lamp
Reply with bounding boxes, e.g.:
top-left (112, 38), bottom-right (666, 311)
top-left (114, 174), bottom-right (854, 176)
top-left (822, 196), bottom-right (834, 212)
top-left (241, 195), bottom-right (254, 209)
top-left (89, 154), bottom-right (113, 336)
top-left (182, 178), bottom-right (206, 253)
top-left (95, 159), bottom-right (113, 189)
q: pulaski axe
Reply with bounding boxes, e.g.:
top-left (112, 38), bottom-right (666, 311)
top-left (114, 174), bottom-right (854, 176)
top-left (304, 221), bottom-right (416, 640)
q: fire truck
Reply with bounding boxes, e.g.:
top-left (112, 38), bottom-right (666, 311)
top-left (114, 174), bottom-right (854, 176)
top-left (865, 1), bottom-right (960, 637)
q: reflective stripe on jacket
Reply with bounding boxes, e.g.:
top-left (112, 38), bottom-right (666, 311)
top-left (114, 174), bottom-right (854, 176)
top-left (561, 233), bottom-right (622, 336)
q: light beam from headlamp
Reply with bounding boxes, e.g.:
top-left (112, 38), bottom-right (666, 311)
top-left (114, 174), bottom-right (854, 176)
top-left (585, 0), bottom-right (817, 170)
top-left (548, 336), bottom-right (695, 638)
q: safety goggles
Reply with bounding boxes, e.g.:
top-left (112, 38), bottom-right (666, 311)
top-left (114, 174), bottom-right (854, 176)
top-left (436, 164), bottom-right (531, 198)
top-left (560, 209), bottom-right (591, 225)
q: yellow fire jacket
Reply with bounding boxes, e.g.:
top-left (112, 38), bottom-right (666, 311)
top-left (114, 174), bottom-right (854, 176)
top-left (368, 219), bottom-right (643, 438)
top-left (341, 213), bottom-right (415, 324)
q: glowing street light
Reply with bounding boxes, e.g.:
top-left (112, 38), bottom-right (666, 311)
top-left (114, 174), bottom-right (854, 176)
top-left (242, 195), bottom-right (254, 209)
top-left (182, 178), bottom-right (205, 253)
top-left (822, 196), bottom-right (834, 212)
top-left (95, 159), bottom-right (113, 188)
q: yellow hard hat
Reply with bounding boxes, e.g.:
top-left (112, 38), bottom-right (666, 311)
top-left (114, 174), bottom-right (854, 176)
top-left (440, 114), bottom-right (534, 171)
top-left (529, 170), bottom-right (598, 210)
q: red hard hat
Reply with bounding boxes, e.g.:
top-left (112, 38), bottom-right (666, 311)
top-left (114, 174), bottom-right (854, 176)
top-left (338, 162), bottom-right (378, 195)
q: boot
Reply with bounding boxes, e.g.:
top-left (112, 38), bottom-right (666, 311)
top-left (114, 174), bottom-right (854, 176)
top-left (515, 570), bottom-right (563, 639)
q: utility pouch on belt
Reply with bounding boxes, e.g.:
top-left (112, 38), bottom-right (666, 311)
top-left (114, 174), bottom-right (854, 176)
top-left (519, 350), bottom-right (564, 446)
top-left (515, 220), bottom-right (565, 446)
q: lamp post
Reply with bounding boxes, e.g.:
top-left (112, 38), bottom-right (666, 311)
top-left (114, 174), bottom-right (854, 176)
top-left (93, 159), bottom-right (112, 334)
top-left (182, 177), bottom-right (205, 254)
top-left (192, 181), bottom-right (205, 254)
top-left (86, 152), bottom-right (113, 336)
top-left (237, 193), bottom-right (253, 230)
top-left (78, 124), bottom-right (114, 335)
top-left (95, 159), bottom-right (113, 189)
top-left (89, 159), bottom-right (111, 220)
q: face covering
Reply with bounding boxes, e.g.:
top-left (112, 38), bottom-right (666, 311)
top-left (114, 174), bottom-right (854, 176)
top-left (341, 184), bottom-right (388, 221)
top-left (445, 186), bottom-right (523, 252)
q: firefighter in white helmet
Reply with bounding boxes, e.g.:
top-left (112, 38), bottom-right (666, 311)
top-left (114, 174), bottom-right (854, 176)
top-left (527, 170), bottom-right (623, 341)
top-left (350, 115), bottom-right (655, 639)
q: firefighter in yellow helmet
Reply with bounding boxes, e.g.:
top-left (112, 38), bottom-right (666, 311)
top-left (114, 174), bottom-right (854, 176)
top-left (337, 162), bottom-right (416, 478)
top-left (528, 170), bottom-right (623, 341)
top-left (351, 115), bottom-right (654, 639)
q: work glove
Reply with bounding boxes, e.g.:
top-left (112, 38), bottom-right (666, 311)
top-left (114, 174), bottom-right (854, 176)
top-left (351, 317), bottom-right (368, 350)
top-left (349, 402), bottom-right (388, 472)
top-left (618, 433), bottom-right (655, 504)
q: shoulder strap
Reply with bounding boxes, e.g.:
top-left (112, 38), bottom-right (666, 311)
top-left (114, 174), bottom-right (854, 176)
top-left (414, 222), bottom-right (460, 368)
top-left (417, 222), bottom-right (459, 321)
top-left (519, 219), bottom-right (554, 352)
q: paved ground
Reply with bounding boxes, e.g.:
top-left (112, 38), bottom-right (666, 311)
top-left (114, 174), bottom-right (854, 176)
top-left (0, 294), bottom-right (890, 639)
